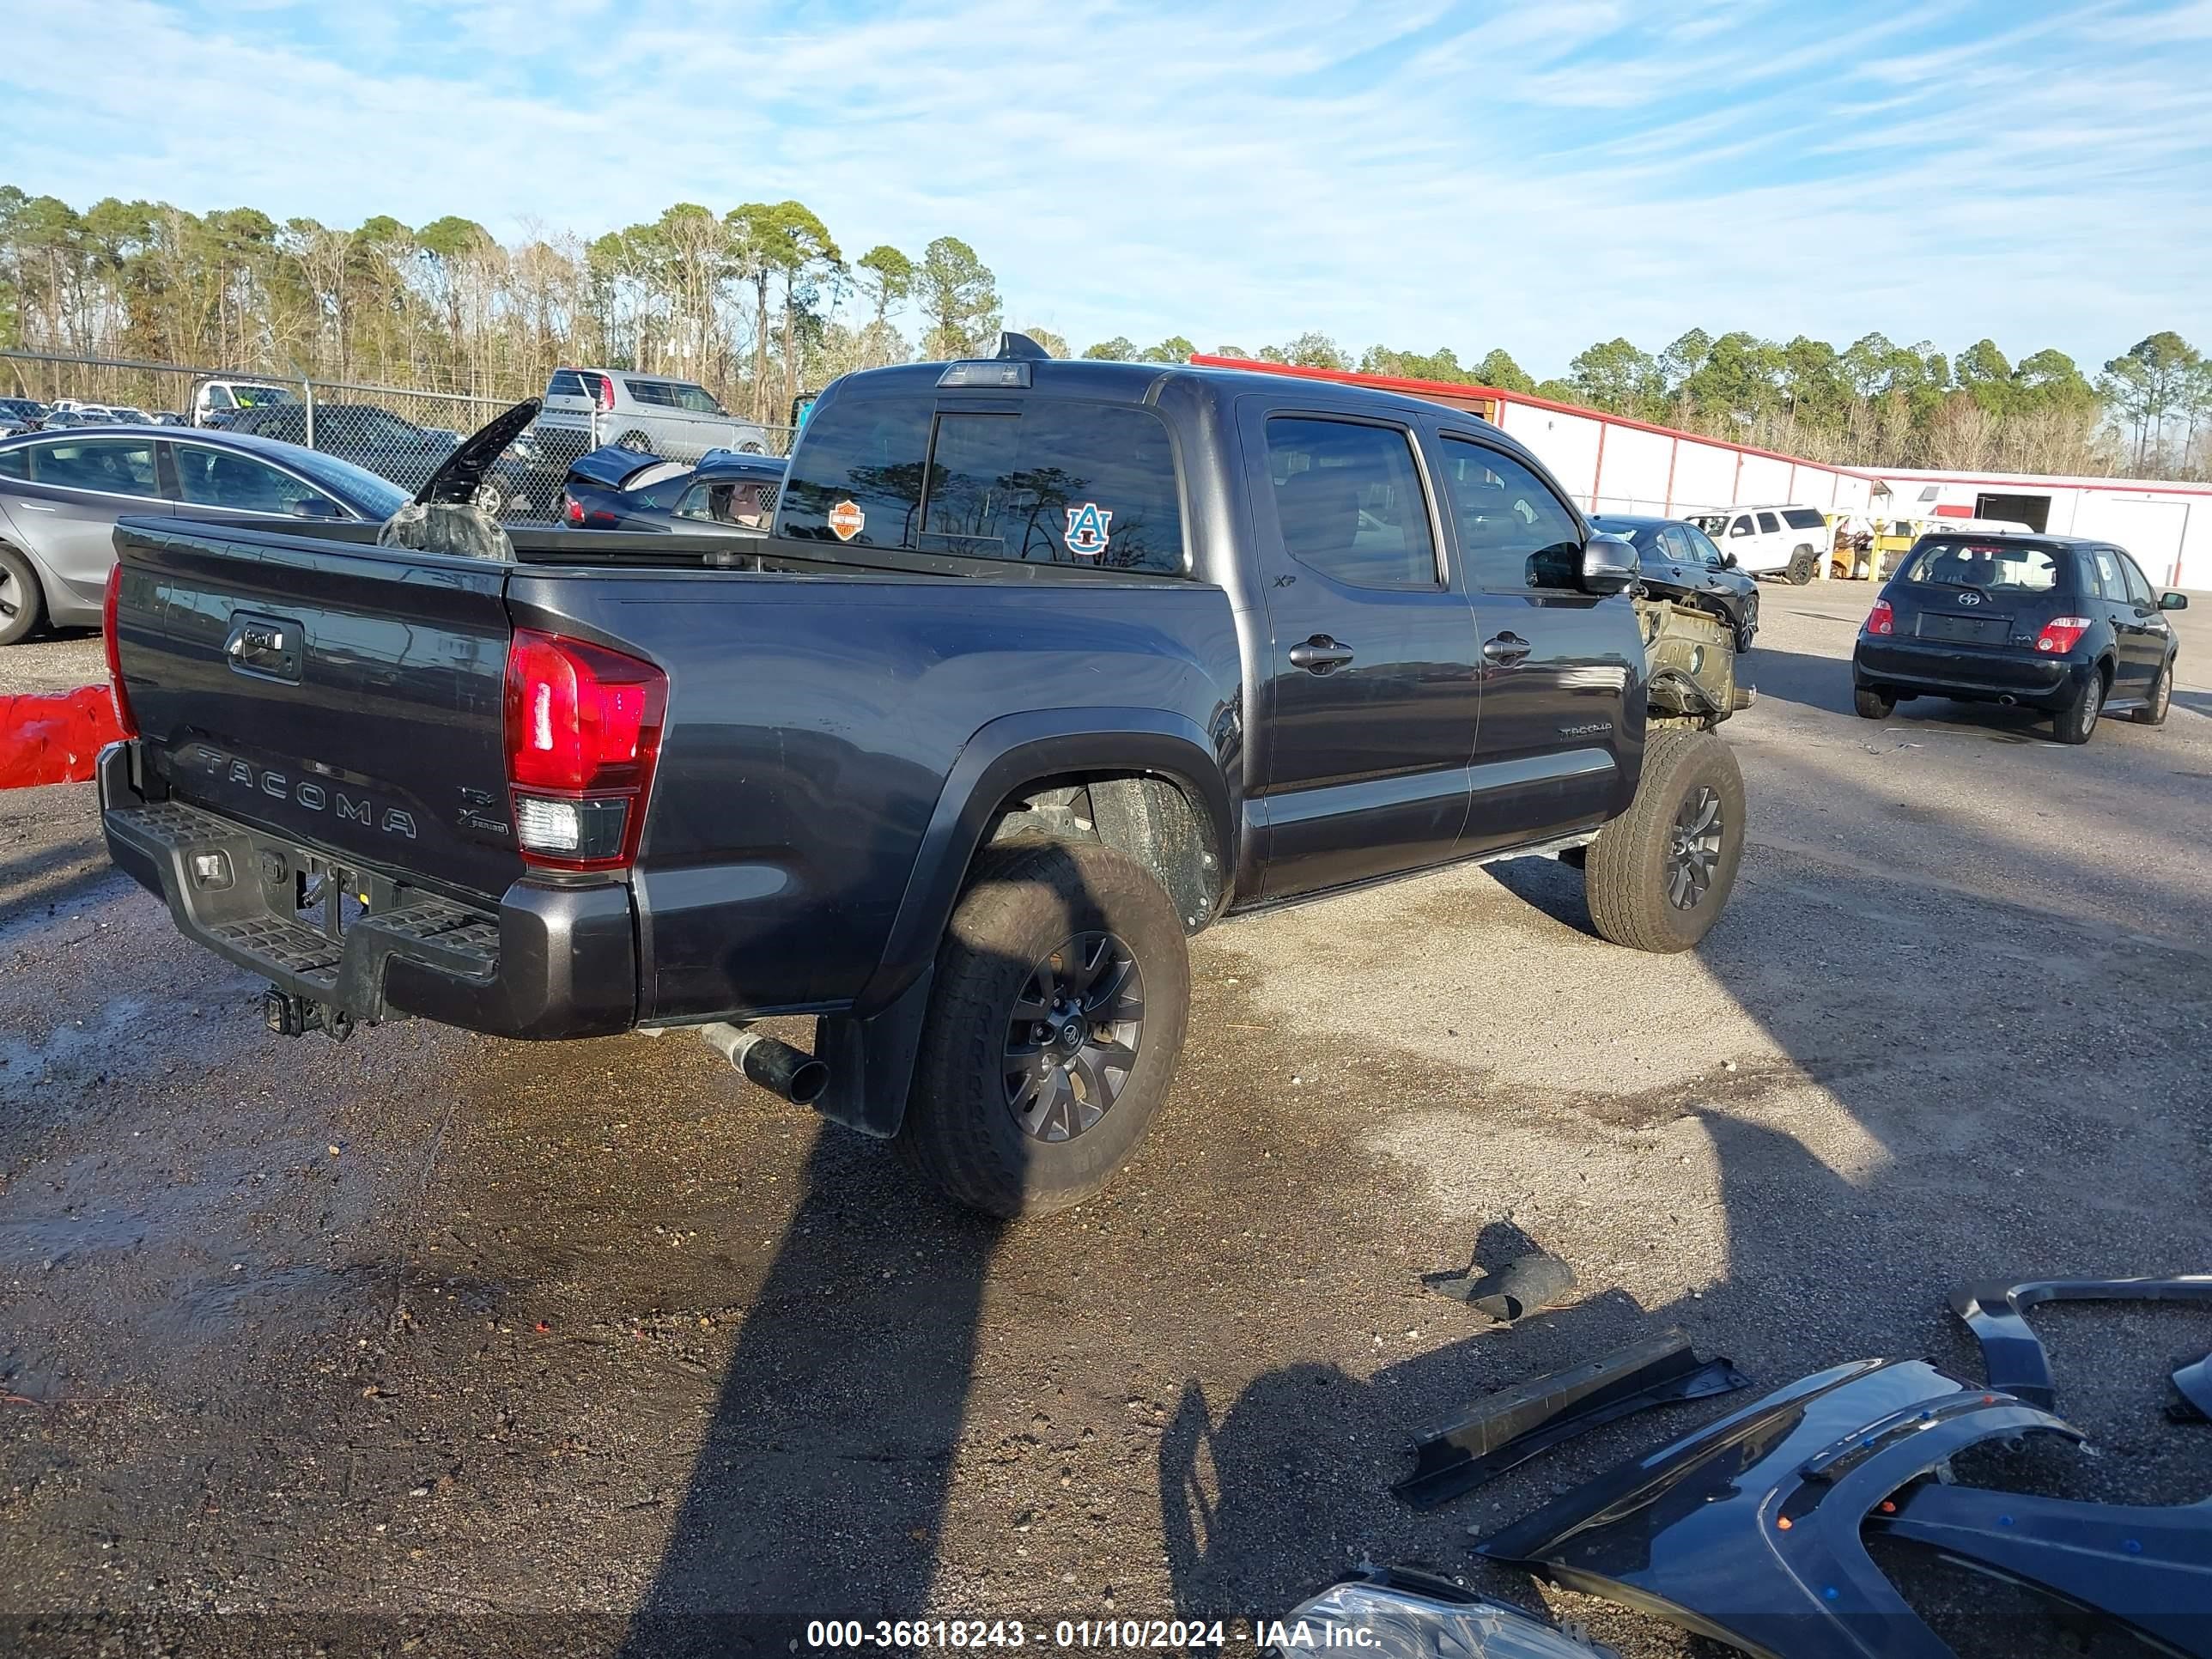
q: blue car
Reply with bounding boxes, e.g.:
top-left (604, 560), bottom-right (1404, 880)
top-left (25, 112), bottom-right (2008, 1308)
top-left (561, 443), bottom-right (784, 532)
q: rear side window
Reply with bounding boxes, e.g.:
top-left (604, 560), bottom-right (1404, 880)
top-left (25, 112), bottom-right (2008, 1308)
top-left (1903, 540), bottom-right (2061, 593)
top-left (0, 446), bottom-right (25, 480)
top-left (33, 438), bottom-right (160, 496)
top-left (2087, 549), bottom-right (2128, 602)
top-left (1267, 417), bottom-right (1437, 588)
top-left (1757, 511), bottom-right (1781, 534)
top-left (1783, 507), bottom-right (1825, 530)
top-left (781, 398), bottom-right (1185, 573)
top-left (624, 380), bottom-right (676, 407)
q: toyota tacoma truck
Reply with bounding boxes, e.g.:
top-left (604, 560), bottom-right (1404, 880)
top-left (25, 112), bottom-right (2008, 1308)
top-left (100, 341), bottom-right (1747, 1218)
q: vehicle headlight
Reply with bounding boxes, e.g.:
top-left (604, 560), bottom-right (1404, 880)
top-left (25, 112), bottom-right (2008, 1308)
top-left (1275, 1576), bottom-right (1616, 1658)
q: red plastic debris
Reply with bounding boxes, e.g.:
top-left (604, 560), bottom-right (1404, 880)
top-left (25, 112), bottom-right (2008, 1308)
top-left (0, 684), bottom-right (123, 790)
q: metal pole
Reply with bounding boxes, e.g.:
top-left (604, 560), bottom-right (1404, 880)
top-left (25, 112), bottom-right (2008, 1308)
top-left (302, 376), bottom-right (316, 451)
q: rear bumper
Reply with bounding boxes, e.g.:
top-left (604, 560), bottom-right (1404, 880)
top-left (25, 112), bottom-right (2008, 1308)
top-left (98, 743), bottom-right (635, 1040)
top-left (1852, 638), bottom-right (2088, 707)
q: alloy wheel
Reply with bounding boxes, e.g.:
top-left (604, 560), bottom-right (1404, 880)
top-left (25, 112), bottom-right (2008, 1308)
top-left (1004, 932), bottom-right (1145, 1143)
top-left (0, 565), bottom-right (20, 622)
top-left (1666, 785), bottom-right (1724, 910)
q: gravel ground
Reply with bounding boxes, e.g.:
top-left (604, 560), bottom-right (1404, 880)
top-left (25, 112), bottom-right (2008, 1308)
top-left (2, 586), bottom-right (2209, 1656)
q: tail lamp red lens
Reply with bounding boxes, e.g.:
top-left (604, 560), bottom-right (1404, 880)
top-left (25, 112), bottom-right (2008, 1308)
top-left (563, 495), bottom-right (585, 525)
top-left (1864, 599), bottom-right (1893, 636)
top-left (503, 629), bottom-right (666, 870)
top-left (103, 562), bottom-right (138, 738)
top-left (591, 373), bottom-right (615, 412)
top-left (2035, 616), bottom-right (2091, 653)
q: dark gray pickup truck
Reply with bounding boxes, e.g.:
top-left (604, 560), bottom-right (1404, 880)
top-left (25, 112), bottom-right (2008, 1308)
top-left (100, 348), bottom-right (1746, 1216)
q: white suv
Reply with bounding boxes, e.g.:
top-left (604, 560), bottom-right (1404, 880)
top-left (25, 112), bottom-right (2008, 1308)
top-left (537, 368), bottom-right (770, 464)
top-left (1687, 504), bottom-right (1830, 584)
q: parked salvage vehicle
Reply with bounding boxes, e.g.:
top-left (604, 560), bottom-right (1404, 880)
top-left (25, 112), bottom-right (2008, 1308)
top-left (1589, 512), bottom-right (1760, 652)
top-left (100, 342), bottom-right (1748, 1217)
top-left (1853, 532), bottom-right (2186, 742)
top-left (561, 443), bottom-right (785, 532)
top-left (535, 367), bottom-right (771, 464)
top-left (1686, 502), bottom-right (1830, 583)
top-left (219, 401), bottom-right (536, 513)
top-left (0, 425), bottom-right (410, 645)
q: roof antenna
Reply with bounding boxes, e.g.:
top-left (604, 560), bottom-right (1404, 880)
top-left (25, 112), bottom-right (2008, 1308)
top-left (994, 331), bottom-right (1053, 362)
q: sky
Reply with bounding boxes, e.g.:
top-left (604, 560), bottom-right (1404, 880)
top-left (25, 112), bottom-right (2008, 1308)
top-left (4, 0), bottom-right (2210, 377)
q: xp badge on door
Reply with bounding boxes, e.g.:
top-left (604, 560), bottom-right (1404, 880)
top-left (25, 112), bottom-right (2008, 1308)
top-left (828, 500), bottom-right (866, 542)
top-left (1065, 501), bottom-right (1112, 557)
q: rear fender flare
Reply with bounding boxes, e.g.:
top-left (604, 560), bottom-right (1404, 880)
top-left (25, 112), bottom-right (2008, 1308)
top-left (854, 708), bottom-right (1234, 1015)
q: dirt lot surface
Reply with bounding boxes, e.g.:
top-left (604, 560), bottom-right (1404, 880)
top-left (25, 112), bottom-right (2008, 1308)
top-left (3, 587), bottom-right (2209, 1656)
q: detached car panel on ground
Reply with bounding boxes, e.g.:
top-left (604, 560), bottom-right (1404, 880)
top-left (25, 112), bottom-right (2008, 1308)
top-left (102, 352), bottom-right (1748, 1215)
top-left (1852, 532), bottom-right (2185, 742)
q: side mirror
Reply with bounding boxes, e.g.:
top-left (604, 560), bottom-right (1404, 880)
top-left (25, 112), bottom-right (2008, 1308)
top-left (1722, 552), bottom-right (1738, 569)
top-left (1578, 534), bottom-right (1638, 596)
top-left (289, 495), bottom-right (344, 520)
top-left (2160, 591), bottom-right (2189, 611)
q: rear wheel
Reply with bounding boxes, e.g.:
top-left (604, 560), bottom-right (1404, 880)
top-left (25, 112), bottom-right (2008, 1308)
top-left (1734, 596), bottom-right (1759, 655)
top-left (1786, 548), bottom-right (1816, 585)
top-left (2052, 670), bottom-right (2104, 744)
top-left (1584, 728), bottom-right (1746, 954)
top-left (0, 545), bottom-right (45, 647)
top-left (1854, 684), bottom-right (1896, 720)
top-left (617, 428), bottom-right (652, 453)
top-left (900, 839), bottom-right (1188, 1218)
top-left (2132, 657), bottom-right (2173, 726)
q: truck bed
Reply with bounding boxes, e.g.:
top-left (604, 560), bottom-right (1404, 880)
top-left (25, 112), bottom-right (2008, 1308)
top-left (103, 512), bottom-right (1240, 1034)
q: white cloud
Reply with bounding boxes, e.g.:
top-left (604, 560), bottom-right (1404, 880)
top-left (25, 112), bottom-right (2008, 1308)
top-left (2, 0), bottom-right (2207, 373)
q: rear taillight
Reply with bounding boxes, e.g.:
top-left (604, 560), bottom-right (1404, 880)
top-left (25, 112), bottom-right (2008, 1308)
top-left (2036, 616), bottom-right (2092, 654)
top-left (563, 495), bottom-right (585, 525)
top-left (503, 629), bottom-right (666, 871)
top-left (1864, 599), bottom-right (1893, 636)
top-left (591, 374), bottom-right (615, 413)
top-left (102, 562), bottom-right (137, 738)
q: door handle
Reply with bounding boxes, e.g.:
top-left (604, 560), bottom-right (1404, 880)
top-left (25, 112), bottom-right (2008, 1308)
top-left (1482, 631), bottom-right (1532, 665)
top-left (1288, 635), bottom-right (1355, 674)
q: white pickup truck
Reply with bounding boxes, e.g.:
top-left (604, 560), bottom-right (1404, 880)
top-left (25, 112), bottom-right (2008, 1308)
top-left (1687, 504), bottom-right (1830, 583)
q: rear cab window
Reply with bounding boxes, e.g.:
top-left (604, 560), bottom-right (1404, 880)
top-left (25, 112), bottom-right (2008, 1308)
top-left (1265, 417), bottom-right (1438, 588)
top-left (1902, 540), bottom-right (2063, 593)
top-left (780, 395), bottom-right (1186, 574)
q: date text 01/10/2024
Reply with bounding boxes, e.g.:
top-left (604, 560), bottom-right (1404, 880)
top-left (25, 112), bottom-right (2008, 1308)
top-left (802, 1620), bottom-right (1241, 1650)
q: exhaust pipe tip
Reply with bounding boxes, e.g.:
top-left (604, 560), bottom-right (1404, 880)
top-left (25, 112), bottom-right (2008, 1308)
top-left (701, 1023), bottom-right (830, 1107)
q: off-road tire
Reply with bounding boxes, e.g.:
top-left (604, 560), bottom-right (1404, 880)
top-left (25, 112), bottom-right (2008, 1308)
top-left (2133, 657), bottom-right (2173, 726)
top-left (0, 544), bottom-right (46, 647)
top-left (2053, 669), bottom-right (2104, 744)
top-left (900, 839), bottom-right (1188, 1218)
top-left (1853, 685), bottom-right (1895, 720)
top-left (1584, 727), bottom-right (1745, 954)
top-left (617, 428), bottom-right (652, 453)
top-left (1786, 547), bottom-right (1816, 585)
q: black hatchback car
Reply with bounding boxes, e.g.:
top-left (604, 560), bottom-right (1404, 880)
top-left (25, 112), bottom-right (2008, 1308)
top-left (1852, 534), bottom-right (2187, 743)
top-left (1589, 513), bottom-right (1761, 652)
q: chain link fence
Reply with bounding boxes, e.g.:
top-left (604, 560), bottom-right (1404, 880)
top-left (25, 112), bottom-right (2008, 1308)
top-left (0, 349), bottom-right (795, 524)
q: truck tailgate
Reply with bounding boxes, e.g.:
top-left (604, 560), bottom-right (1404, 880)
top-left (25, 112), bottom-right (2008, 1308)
top-left (110, 518), bottom-right (524, 904)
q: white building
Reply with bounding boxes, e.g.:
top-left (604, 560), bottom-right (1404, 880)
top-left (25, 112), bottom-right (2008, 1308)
top-left (1871, 468), bottom-right (2209, 589)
